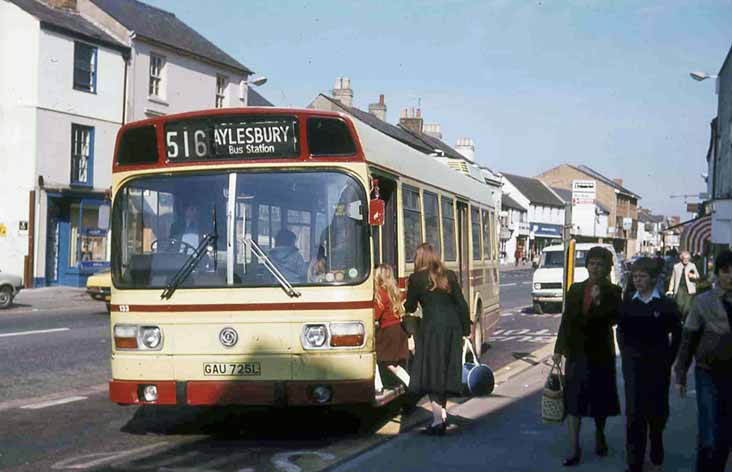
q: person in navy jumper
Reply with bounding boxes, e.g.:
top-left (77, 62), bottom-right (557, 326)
top-left (618, 257), bottom-right (682, 472)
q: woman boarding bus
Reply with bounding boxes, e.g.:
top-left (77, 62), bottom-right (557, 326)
top-left (108, 108), bottom-right (498, 408)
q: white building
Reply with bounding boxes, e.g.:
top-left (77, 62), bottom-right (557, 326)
top-left (499, 193), bottom-right (529, 265)
top-left (501, 173), bottom-right (565, 259)
top-left (0, 0), bottom-right (264, 287)
top-left (1, 0), bottom-right (129, 286)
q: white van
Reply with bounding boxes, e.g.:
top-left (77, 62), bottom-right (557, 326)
top-left (531, 243), bottom-right (621, 314)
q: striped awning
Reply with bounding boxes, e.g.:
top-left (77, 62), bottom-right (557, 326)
top-left (680, 215), bottom-right (712, 254)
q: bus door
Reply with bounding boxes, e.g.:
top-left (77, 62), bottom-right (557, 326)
top-left (371, 175), bottom-right (398, 276)
top-left (456, 201), bottom-right (470, 301)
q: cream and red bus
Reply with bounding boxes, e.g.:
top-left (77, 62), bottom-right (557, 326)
top-left (108, 108), bottom-right (499, 408)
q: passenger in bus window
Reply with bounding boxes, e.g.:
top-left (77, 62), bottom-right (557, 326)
top-left (405, 243), bottom-right (470, 436)
top-left (268, 229), bottom-right (307, 283)
top-left (373, 264), bottom-right (409, 391)
top-left (553, 246), bottom-right (622, 467)
top-left (307, 245), bottom-right (327, 283)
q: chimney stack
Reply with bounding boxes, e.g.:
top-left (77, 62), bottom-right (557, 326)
top-left (455, 137), bottom-right (475, 163)
top-left (332, 77), bottom-right (353, 107)
top-left (399, 107), bottom-right (424, 133)
top-left (368, 94), bottom-right (387, 121)
top-left (613, 178), bottom-right (624, 187)
top-left (45, 0), bottom-right (77, 10)
top-left (423, 123), bottom-right (442, 139)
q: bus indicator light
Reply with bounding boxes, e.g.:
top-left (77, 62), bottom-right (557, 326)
top-left (330, 322), bottom-right (365, 347)
top-left (114, 324), bottom-right (138, 349)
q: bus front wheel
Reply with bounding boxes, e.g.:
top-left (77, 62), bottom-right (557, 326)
top-left (533, 302), bottom-right (544, 315)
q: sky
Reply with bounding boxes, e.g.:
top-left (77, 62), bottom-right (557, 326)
top-left (145, 0), bottom-right (732, 218)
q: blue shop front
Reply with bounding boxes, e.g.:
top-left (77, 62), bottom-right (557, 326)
top-left (529, 223), bottom-right (563, 256)
top-left (42, 191), bottom-right (110, 287)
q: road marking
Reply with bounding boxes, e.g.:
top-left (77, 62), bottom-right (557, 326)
top-left (52, 442), bottom-right (169, 470)
top-left (0, 384), bottom-right (107, 412)
top-left (0, 327), bottom-right (70, 338)
top-left (499, 282), bottom-right (517, 287)
top-left (21, 396), bottom-right (87, 410)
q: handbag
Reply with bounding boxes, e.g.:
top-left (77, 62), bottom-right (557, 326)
top-left (541, 359), bottom-right (566, 424)
top-left (400, 314), bottom-right (421, 336)
top-left (461, 338), bottom-right (495, 397)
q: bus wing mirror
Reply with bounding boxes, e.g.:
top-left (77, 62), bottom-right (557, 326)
top-left (369, 199), bottom-right (385, 226)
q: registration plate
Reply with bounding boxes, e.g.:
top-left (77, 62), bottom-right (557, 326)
top-left (203, 362), bottom-right (261, 376)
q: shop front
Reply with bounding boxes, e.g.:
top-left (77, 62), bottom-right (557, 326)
top-left (44, 192), bottom-right (110, 287)
top-left (529, 222), bottom-right (563, 258)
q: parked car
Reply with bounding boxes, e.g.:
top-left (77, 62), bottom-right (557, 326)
top-left (531, 243), bottom-right (621, 314)
top-left (86, 270), bottom-right (111, 312)
top-left (0, 270), bottom-right (23, 309)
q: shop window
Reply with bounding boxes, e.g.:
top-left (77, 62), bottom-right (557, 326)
top-left (69, 203), bottom-right (109, 271)
top-left (403, 186), bottom-right (422, 263)
top-left (71, 124), bottom-right (94, 185)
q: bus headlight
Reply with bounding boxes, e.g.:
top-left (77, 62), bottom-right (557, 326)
top-left (330, 322), bottom-right (365, 347)
top-left (533, 283), bottom-right (541, 290)
top-left (302, 324), bottom-right (328, 349)
top-left (140, 326), bottom-right (162, 349)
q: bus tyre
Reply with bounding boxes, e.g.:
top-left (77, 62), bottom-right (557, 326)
top-left (0, 286), bottom-right (13, 309)
top-left (533, 302), bottom-right (544, 315)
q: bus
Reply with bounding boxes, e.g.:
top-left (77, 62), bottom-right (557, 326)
top-left (108, 108), bottom-right (500, 408)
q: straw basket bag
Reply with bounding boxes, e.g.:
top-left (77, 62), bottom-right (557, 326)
top-left (541, 359), bottom-right (565, 424)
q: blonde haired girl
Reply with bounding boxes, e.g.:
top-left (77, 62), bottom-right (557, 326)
top-left (374, 264), bottom-right (409, 390)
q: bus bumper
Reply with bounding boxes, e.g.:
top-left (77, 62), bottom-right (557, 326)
top-left (109, 379), bottom-right (374, 406)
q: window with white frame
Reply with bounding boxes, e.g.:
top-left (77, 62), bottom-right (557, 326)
top-left (149, 54), bottom-right (165, 98)
top-left (73, 42), bottom-right (97, 92)
top-left (71, 124), bottom-right (94, 185)
top-left (215, 75), bottom-right (227, 108)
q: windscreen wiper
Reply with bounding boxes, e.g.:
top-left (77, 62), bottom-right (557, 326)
top-left (160, 207), bottom-right (218, 300)
top-left (243, 238), bottom-right (301, 298)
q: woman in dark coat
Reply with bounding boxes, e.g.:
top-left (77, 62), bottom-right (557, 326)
top-left (405, 242), bottom-right (470, 436)
top-left (617, 257), bottom-right (682, 472)
top-left (553, 246), bottom-right (622, 466)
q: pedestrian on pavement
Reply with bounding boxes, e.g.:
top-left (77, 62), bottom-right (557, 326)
top-left (405, 242), bottom-right (470, 436)
top-left (553, 246), bottom-right (622, 467)
top-left (373, 264), bottom-right (410, 390)
top-left (617, 257), bottom-right (682, 472)
top-left (666, 250), bottom-right (699, 321)
top-left (515, 247), bottom-right (522, 267)
top-left (675, 249), bottom-right (732, 472)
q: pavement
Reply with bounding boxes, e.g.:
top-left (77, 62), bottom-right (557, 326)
top-left (3, 286), bottom-right (101, 314)
top-left (330, 347), bottom-right (723, 472)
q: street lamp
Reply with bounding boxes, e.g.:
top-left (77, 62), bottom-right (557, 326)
top-left (689, 71), bottom-right (717, 82)
top-left (245, 76), bottom-right (268, 86)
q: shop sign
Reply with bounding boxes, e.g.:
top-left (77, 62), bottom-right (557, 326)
top-left (530, 223), bottom-right (563, 238)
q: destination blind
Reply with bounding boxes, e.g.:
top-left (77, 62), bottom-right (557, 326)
top-left (164, 116), bottom-right (299, 161)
